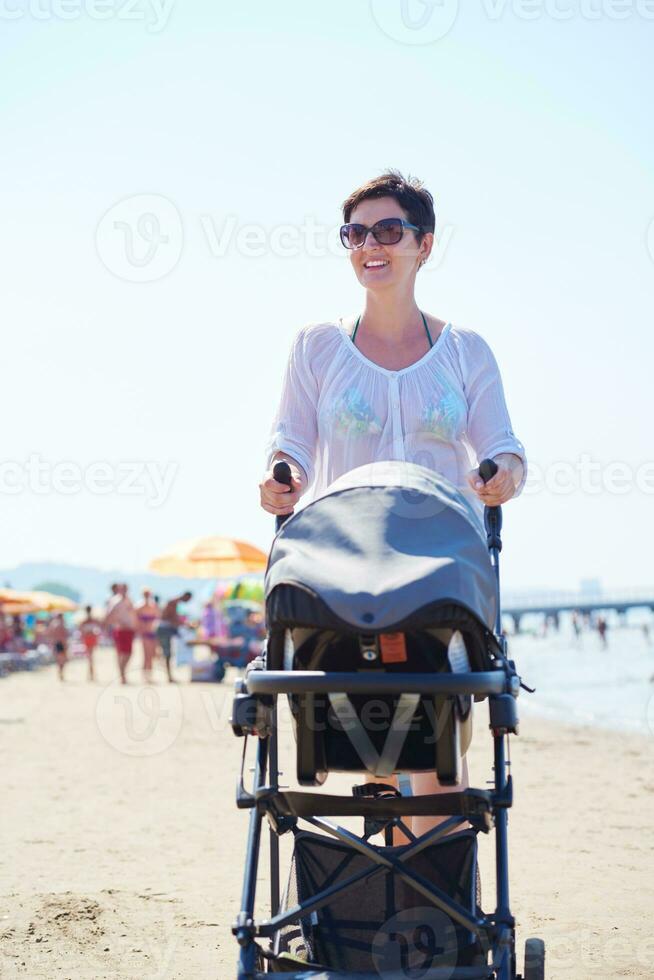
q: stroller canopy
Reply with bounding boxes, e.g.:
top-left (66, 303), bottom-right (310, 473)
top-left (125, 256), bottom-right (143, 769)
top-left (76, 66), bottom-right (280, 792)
top-left (266, 461), bottom-right (497, 633)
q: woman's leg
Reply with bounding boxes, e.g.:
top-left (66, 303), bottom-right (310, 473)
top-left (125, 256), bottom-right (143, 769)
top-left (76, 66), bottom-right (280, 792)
top-left (387, 760), bottom-right (469, 844)
top-left (409, 758), bottom-right (470, 837)
top-left (142, 638), bottom-right (154, 680)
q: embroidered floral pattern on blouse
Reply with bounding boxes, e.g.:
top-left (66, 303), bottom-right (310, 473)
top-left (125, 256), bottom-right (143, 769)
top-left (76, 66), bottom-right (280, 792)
top-left (420, 386), bottom-right (465, 442)
top-left (330, 387), bottom-right (382, 437)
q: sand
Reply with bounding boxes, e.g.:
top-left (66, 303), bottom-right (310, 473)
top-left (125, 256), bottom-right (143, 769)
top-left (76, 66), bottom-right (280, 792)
top-left (1, 647), bottom-right (653, 979)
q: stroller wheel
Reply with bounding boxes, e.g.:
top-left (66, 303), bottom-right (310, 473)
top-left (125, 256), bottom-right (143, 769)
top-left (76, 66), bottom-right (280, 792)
top-left (524, 937), bottom-right (545, 979)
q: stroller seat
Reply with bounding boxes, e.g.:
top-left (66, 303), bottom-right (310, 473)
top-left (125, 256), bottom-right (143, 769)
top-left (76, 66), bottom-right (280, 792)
top-left (262, 462), bottom-right (503, 787)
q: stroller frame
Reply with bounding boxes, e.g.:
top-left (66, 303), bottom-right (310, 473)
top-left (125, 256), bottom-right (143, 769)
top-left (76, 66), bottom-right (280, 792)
top-left (232, 482), bottom-right (536, 980)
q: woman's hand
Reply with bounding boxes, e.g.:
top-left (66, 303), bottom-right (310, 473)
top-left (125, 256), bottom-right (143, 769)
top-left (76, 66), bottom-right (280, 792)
top-left (259, 456), bottom-right (306, 515)
top-left (467, 454), bottom-right (523, 506)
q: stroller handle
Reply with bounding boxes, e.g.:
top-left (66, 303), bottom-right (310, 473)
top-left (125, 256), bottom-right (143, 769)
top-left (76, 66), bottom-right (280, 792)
top-left (246, 669), bottom-right (510, 697)
top-left (478, 457), bottom-right (503, 640)
top-left (478, 456), bottom-right (503, 545)
top-left (273, 460), bottom-right (293, 533)
top-left (478, 457), bottom-right (498, 483)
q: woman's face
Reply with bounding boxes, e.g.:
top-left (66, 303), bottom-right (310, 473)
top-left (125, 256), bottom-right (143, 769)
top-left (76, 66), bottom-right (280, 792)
top-left (347, 195), bottom-right (433, 292)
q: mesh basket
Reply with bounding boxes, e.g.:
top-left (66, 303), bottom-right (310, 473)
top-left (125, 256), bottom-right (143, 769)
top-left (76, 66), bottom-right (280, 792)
top-left (271, 829), bottom-right (486, 974)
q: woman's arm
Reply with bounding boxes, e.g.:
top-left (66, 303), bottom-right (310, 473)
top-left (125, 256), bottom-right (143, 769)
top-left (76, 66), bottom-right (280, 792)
top-left (260, 328), bottom-right (318, 514)
top-left (458, 331), bottom-right (527, 506)
top-left (468, 451), bottom-right (524, 507)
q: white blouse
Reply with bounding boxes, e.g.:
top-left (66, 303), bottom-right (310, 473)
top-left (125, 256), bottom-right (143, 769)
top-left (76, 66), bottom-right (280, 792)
top-left (266, 319), bottom-right (527, 520)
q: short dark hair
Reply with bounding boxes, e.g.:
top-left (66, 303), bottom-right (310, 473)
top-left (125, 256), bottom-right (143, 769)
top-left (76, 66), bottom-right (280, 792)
top-left (342, 170), bottom-right (435, 241)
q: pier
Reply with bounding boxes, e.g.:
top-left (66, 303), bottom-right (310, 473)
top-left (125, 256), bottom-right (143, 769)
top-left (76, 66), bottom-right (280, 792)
top-left (502, 587), bottom-right (654, 632)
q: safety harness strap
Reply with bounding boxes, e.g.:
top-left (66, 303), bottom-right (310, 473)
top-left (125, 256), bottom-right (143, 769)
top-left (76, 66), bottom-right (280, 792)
top-left (327, 692), bottom-right (420, 778)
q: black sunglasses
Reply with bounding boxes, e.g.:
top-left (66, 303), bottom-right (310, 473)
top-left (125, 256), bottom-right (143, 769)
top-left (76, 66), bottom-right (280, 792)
top-left (339, 217), bottom-right (422, 250)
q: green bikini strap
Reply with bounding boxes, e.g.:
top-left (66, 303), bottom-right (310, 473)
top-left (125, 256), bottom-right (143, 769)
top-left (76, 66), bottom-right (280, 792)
top-left (421, 311), bottom-right (434, 348)
top-left (351, 313), bottom-right (432, 348)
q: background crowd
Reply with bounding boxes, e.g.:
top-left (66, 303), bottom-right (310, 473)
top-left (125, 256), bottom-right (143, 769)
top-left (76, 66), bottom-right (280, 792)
top-left (0, 582), bottom-right (266, 684)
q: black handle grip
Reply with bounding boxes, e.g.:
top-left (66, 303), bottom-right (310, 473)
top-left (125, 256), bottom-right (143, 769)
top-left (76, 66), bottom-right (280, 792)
top-left (273, 460), bottom-right (292, 487)
top-left (273, 461), bottom-right (293, 533)
top-left (478, 458), bottom-right (503, 551)
top-left (479, 458), bottom-right (498, 484)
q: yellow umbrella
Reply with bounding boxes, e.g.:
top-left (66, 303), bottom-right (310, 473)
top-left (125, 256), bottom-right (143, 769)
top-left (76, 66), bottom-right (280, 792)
top-left (28, 591), bottom-right (78, 613)
top-left (0, 588), bottom-right (76, 614)
top-left (0, 599), bottom-right (40, 615)
top-left (0, 589), bottom-right (39, 613)
top-left (0, 588), bottom-right (33, 603)
top-left (148, 536), bottom-right (268, 578)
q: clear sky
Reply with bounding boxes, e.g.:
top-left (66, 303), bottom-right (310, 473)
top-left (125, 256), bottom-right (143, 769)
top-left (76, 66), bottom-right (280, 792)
top-left (1, 1), bottom-right (653, 592)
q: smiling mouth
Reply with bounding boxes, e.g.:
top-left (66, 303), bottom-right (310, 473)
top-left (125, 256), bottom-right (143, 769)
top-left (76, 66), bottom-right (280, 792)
top-left (363, 260), bottom-right (389, 269)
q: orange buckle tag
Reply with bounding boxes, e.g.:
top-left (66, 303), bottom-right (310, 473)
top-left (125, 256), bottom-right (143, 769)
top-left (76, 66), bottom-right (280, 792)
top-left (379, 633), bottom-right (407, 664)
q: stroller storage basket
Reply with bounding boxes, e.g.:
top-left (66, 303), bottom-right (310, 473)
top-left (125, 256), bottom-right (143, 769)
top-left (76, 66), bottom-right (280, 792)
top-left (271, 828), bottom-right (483, 975)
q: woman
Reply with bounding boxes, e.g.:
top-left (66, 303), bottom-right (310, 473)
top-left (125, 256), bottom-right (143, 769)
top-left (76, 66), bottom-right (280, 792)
top-left (136, 589), bottom-right (160, 682)
top-left (46, 614), bottom-right (69, 682)
top-left (259, 171), bottom-right (526, 834)
top-left (79, 605), bottom-right (102, 682)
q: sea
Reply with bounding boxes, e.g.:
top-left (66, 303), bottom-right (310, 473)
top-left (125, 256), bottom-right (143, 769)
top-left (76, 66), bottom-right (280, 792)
top-left (506, 621), bottom-right (654, 736)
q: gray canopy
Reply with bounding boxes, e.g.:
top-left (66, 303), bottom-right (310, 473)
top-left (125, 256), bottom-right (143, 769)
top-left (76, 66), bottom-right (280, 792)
top-left (265, 461), bottom-right (497, 632)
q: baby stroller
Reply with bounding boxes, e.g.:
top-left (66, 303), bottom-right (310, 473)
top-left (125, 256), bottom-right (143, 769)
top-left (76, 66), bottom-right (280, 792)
top-left (231, 460), bottom-right (545, 979)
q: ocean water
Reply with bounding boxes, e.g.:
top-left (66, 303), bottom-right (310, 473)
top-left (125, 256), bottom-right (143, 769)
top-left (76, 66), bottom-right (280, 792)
top-left (506, 626), bottom-right (654, 736)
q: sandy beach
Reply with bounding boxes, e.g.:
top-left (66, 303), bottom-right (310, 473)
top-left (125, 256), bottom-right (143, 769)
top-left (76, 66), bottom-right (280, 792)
top-left (2, 647), bottom-right (653, 980)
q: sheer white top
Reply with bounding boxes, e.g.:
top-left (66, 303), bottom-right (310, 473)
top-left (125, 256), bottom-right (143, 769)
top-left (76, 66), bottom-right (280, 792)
top-left (266, 319), bottom-right (527, 519)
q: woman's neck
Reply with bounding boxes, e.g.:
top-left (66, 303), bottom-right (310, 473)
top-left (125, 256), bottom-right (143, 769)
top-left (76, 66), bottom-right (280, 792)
top-left (361, 288), bottom-right (422, 341)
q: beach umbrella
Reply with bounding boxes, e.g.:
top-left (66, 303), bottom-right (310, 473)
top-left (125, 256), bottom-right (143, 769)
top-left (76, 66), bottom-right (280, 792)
top-left (26, 591), bottom-right (78, 613)
top-left (0, 588), bottom-right (33, 603)
top-left (0, 589), bottom-right (40, 614)
top-left (148, 536), bottom-right (268, 578)
top-left (0, 589), bottom-right (77, 614)
top-left (0, 599), bottom-right (39, 615)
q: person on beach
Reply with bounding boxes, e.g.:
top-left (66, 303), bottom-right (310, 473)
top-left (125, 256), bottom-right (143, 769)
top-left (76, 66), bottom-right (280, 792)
top-left (79, 606), bottom-right (102, 681)
top-left (156, 592), bottom-right (192, 683)
top-left (136, 589), bottom-right (161, 682)
top-left (46, 614), bottom-right (69, 681)
top-left (201, 599), bottom-right (228, 642)
top-left (259, 171), bottom-right (527, 836)
top-left (103, 582), bottom-right (119, 645)
top-left (104, 584), bottom-right (138, 684)
top-left (106, 582), bottom-right (120, 606)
